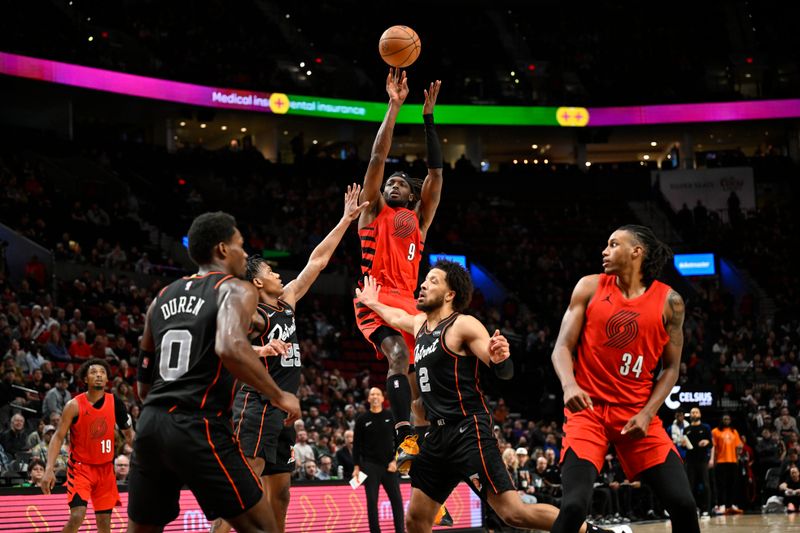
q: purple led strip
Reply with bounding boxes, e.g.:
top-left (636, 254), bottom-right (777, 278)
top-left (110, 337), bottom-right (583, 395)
top-left (3, 51), bottom-right (800, 126)
top-left (587, 99), bottom-right (800, 126)
top-left (0, 51), bottom-right (276, 113)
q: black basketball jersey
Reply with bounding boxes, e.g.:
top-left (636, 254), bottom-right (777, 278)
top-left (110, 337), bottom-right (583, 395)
top-left (242, 300), bottom-right (301, 397)
top-left (144, 271), bottom-right (237, 413)
top-left (414, 313), bottom-right (490, 421)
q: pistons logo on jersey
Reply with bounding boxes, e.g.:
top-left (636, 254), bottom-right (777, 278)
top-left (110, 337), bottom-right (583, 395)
top-left (392, 210), bottom-right (417, 238)
top-left (604, 310), bottom-right (640, 349)
top-left (89, 417), bottom-right (109, 439)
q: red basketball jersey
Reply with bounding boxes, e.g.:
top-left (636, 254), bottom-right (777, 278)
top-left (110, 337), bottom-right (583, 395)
top-left (575, 274), bottom-right (671, 406)
top-left (70, 392), bottom-right (116, 465)
top-left (358, 205), bottom-right (423, 296)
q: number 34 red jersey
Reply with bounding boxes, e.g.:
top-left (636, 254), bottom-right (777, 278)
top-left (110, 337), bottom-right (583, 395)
top-left (575, 274), bottom-right (671, 407)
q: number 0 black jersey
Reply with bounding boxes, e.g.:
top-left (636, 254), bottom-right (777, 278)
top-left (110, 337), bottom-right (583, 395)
top-left (143, 271), bottom-right (237, 413)
top-left (413, 313), bottom-right (490, 421)
top-left (242, 299), bottom-right (301, 397)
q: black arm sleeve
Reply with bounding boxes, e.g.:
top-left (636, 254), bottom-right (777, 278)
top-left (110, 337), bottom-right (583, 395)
top-left (114, 395), bottom-right (132, 430)
top-left (492, 358), bottom-right (514, 380)
top-left (423, 114), bottom-right (443, 169)
top-left (136, 349), bottom-right (156, 385)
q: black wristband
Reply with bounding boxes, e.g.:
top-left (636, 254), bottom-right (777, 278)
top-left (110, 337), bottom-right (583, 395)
top-left (423, 114), bottom-right (443, 169)
top-left (136, 349), bottom-right (156, 385)
top-left (492, 358), bottom-right (514, 380)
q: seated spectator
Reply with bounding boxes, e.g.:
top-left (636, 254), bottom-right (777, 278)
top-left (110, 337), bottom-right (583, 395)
top-left (316, 455), bottom-right (335, 480)
top-left (0, 413), bottom-right (28, 456)
top-left (780, 466), bottom-right (800, 512)
top-left (25, 457), bottom-right (46, 487)
top-left (301, 459), bottom-right (318, 481)
top-left (42, 373), bottom-right (71, 420)
top-left (114, 454), bottom-right (130, 484)
top-left (68, 332), bottom-right (92, 360)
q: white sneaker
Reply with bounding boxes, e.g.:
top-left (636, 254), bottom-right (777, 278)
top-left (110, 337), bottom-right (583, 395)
top-left (713, 505), bottom-right (726, 515)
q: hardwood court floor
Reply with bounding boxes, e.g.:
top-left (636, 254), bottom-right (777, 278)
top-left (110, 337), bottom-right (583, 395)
top-left (621, 512), bottom-right (800, 531)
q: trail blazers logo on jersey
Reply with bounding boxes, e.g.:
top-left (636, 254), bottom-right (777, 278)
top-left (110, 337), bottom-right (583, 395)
top-left (604, 310), bottom-right (640, 349)
top-left (392, 211), bottom-right (417, 238)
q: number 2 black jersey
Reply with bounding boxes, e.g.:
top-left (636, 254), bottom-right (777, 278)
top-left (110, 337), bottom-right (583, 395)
top-left (144, 271), bottom-right (237, 413)
top-left (413, 313), bottom-right (490, 421)
top-left (242, 300), bottom-right (301, 397)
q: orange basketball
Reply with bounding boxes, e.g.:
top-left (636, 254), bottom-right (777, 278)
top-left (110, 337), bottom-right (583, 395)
top-left (379, 25), bottom-right (421, 68)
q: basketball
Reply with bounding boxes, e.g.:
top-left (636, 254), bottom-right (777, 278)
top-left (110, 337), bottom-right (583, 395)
top-left (379, 25), bottom-right (421, 68)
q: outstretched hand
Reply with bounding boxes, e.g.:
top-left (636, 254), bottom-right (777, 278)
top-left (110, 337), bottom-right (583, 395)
top-left (422, 80), bottom-right (442, 115)
top-left (387, 68), bottom-right (409, 106)
top-left (488, 329), bottom-right (510, 364)
top-left (355, 275), bottom-right (381, 307)
top-left (343, 183), bottom-right (370, 221)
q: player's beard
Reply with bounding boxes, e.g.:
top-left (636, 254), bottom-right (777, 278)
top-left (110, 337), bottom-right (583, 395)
top-left (417, 293), bottom-right (445, 313)
top-left (385, 197), bottom-right (408, 208)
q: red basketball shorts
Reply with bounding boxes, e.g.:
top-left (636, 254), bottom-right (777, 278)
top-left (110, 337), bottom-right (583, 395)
top-left (66, 461), bottom-right (120, 510)
top-left (561, 402), bottom-right (678, 480)
top-left (354, 288), bottom-right (421, 363)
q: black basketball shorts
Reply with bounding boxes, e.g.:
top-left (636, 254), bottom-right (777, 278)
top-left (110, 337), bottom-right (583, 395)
top-left (410, 413), bottom-right (514, 504)
top-left (233, 390), bottom-right (296, 474)
top-left (128, 406), bottom-right (262, 524)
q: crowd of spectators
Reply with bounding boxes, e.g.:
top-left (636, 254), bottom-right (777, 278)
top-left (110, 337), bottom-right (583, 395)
top-left (0, 138), bottom-right (798, 526)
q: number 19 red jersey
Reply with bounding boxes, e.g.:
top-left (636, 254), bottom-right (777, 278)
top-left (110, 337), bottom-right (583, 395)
top-left (70, 392), bottom-right (116, 465)
top-left (358, 205), bottom-right (423, 297)
top-left (575, 274), bottom-right (671, 407)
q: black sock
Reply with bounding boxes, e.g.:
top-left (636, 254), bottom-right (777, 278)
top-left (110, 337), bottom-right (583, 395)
top-left (387, 374), bottom-right (412, 440)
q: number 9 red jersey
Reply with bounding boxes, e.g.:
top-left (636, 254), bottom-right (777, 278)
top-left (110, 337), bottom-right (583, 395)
top-left (358, 205), bottom-right (423, 297)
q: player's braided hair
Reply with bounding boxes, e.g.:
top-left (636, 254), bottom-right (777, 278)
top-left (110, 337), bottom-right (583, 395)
top-left (617, 224), bottom-right (673, 287)
top-left (187, 211), bottom-right (237, 266)
top-left (432, 259), bottom-right (473, 312)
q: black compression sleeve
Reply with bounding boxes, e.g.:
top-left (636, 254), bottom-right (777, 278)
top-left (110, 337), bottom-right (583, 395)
top-left (114, 395), bottom-right (132, 429)
top-left (492, 358), bottom-right (514, 380)
top-left (423, 114), bottom-right (443, 169)
top-left (136, 349), bottom-right (156, 385)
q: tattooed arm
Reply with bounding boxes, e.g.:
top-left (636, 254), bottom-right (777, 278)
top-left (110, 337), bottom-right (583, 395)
top-left (621, 289), bottom-right (685, 439)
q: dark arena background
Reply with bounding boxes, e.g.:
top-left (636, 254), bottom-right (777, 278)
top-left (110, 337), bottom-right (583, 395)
top-left (1, 1), bottom-right (799, 532)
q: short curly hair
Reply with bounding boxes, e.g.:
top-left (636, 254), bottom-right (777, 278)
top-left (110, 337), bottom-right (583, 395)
top-left (187, 211), bottom-right (237, 266)
top-left (77, 358), bottom-right (111, 382)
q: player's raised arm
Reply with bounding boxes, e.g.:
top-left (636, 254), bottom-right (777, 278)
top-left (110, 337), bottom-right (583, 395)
top-left (355, 275), bottom-right (417, 334)
top-left (551, 275), bottom-right (600, 413)
top-left (359, 69), bottom-right (409, 223)
top-left (216, 279), bottom-right (300, 424)
top-left (135, 297), bottom-right (159, 401)
top-left (282, 184), bottom-right (369, 307)
top-left (417, 80), bottom-right (443, 238)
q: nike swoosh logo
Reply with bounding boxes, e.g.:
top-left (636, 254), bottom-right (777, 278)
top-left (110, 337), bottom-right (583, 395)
top-left (365, 421), bottom-right (372, 426)
top-left (459, 426), bottom-right (468, 434)
top-left (268, 312), bottom-right (276, 317)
